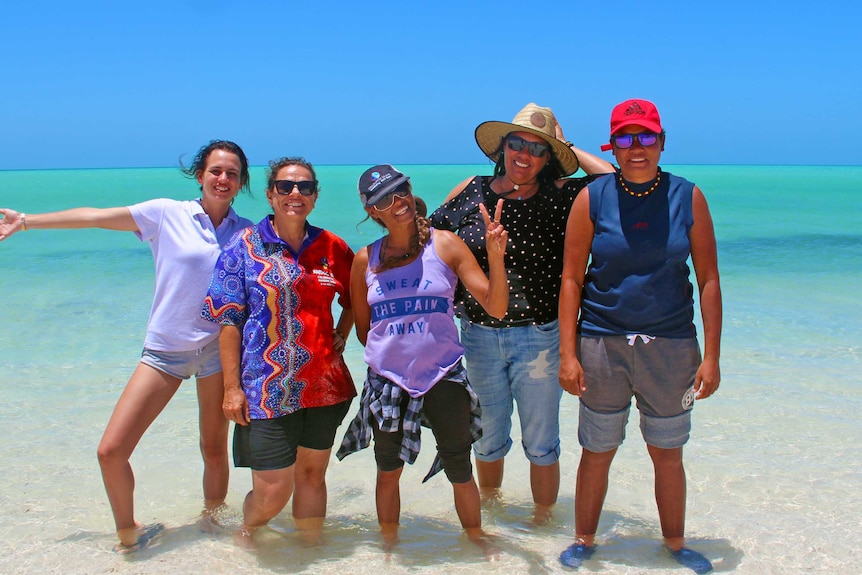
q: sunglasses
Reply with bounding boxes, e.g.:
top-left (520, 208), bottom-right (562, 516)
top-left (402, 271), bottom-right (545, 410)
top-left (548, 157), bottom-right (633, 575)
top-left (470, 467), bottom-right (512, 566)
top-left (273, 180), bottom-right (317, 196)
top-left (610, 133), bottom-right (660, 149)
top-left (372, 186), bottom-right (412, 212)
top-left (506, 134), bottom-right (551, 157)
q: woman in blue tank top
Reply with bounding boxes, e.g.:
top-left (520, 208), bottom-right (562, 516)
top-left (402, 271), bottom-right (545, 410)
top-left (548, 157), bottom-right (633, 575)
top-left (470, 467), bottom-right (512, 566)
top-left (337, 164), bottom-right (509, 554)
top-left (558, 100), bottom-right (722, 574)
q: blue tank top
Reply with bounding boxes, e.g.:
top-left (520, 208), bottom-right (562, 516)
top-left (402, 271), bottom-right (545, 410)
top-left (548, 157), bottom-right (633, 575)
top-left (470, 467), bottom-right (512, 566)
top-left (364, 229), bottom-right (464, 396)
top-left (580, 171), bottom-right (697, 338)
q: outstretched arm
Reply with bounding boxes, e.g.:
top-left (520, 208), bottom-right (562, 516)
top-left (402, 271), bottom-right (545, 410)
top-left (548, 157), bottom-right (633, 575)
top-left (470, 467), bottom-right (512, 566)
top-left (0, 206), bottom-right (139, 241)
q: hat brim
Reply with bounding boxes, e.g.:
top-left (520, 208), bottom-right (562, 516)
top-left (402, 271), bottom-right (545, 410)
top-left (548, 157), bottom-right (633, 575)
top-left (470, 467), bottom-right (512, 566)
top-left (474, 121), bottom-right (579, 177)
top-left (363, 175), bottom-right (410, 207)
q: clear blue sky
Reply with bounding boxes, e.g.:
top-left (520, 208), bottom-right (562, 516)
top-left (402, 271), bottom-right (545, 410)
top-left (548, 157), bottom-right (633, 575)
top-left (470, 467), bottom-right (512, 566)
top-left (2, 1), bottom-right (858, 169)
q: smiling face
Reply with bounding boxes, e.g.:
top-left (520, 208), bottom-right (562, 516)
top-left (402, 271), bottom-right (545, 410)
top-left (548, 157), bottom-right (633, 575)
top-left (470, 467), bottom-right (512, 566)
top-left (196, 149), bottom-right (244, 207)
top-left (502, 130), bottom-right (550, 185)
top-left (266, 164), bottom-right (317, 223)
top-left (612, 126), bottom-right (665, 183)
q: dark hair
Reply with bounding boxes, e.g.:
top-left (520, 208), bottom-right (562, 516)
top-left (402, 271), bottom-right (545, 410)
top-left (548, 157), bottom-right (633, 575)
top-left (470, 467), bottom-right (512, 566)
top-left (359, 182), bottom-right (432, 273)
top-left (491, 135), bottom-right (567, 184)
top-left (265, 157), bottom-right (319, 194)
top-left (181, 140), bottom-right (251, 194)
top-left (413, 195), bottom-right (428, 218)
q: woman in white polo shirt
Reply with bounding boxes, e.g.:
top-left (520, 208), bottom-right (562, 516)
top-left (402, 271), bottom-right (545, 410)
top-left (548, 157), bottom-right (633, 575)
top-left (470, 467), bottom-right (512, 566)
top-left (0, 140), bottom-right (253, 553)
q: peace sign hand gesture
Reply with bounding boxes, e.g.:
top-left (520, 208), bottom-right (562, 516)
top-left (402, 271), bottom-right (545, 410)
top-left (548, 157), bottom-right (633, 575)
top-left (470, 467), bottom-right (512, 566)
top-left (479, 199), bottom-right (508, 260)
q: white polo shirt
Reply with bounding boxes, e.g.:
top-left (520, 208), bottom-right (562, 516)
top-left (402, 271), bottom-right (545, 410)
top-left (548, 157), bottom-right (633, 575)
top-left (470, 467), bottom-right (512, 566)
top-left (129, 198), bottom-right (252, 352)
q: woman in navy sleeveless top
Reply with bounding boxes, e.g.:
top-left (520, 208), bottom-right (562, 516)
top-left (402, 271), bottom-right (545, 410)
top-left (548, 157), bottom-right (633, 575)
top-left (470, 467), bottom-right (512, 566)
top-left (558, 100), bottom-right (722, 573)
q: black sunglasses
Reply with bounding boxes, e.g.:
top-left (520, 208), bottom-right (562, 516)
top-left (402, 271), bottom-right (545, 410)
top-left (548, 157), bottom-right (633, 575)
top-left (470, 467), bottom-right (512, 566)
top-left (506, 134), bottom-right (551, 157)
top-left (273, 180), bottom-right (317, 196)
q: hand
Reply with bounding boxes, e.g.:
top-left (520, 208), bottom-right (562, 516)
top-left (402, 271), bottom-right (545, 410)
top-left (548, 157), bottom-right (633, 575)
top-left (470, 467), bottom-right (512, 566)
top-left (693, 357), bottom-right (720, 399)
top-left (223, 386), bottom-right (250, 425)
top-left (555, 120), bottom-right (566, 142)
top-left (559, 355), bottom-right (586, 396)
top-left (478, 199), bottom-right (508, 258)
top-left (0, 208), bottom-right (24, 241)
top-left (332, 330), bottom-right (346, 354)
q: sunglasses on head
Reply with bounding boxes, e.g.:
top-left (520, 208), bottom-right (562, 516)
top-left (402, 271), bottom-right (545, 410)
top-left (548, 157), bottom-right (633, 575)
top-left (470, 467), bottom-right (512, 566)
top-left (506, 134), bottom-right (551, 157)
top-left (273, 180), bottom-right (317, 196)
top-left (372, 184), bottom-right (412, 212)
top-left (610, 133), bottom-right (660, 149)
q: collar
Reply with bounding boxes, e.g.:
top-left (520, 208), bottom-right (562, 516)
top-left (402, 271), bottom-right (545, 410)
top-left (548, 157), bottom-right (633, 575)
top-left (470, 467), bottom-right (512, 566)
top-left (192, 199), bottom-right (237, 223)
top-left (257, 216), bottom-right (323, 251)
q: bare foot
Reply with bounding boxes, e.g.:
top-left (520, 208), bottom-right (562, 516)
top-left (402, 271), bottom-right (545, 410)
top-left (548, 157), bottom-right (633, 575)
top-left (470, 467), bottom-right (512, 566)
top-left (198, 504), bottom-right (228, 534)
top-left (232, 526), bottom-right (257, 549)
top-left (294, 517), bottom-right (324, 547)
top-left (465, 527), bottom-right (500, 561)
top-left (531, 503), bottom-right (554, 526)
top-left (479, 487), bottom-right (502, 506)
top-left (380, 523), bottom-right (399, 556)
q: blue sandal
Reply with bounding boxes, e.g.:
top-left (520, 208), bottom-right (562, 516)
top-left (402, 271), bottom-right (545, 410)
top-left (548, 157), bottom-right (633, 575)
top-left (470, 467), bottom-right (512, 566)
top-left (670, 547), bottom-right (713, 574)
top-left (112, 523), bottom-right (165, 554)
top-left (559, 543), bottom-right (596, 568)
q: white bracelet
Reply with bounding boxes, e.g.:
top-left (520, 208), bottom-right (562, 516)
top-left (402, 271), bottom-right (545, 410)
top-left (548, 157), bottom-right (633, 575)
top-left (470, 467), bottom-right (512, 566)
top-left (20, 213), bottom-right (28, 231)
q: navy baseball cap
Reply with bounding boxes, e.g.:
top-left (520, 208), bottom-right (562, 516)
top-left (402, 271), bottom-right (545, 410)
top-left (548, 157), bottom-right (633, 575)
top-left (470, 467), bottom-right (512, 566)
top-left (358, 164), bottom-right (410, 208)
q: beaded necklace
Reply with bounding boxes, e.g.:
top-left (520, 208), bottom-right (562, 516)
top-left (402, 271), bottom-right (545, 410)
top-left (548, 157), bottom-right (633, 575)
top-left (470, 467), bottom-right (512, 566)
top-left (618, 168), bottom-right (661, 198)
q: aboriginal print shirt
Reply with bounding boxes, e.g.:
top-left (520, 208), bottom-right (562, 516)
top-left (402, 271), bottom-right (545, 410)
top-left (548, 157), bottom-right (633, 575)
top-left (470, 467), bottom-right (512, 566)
top-left (203, 217), bottom-right (356, 420)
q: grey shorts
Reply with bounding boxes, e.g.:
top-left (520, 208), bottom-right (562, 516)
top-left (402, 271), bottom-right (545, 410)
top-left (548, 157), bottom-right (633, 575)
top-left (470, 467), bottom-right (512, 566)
top-left (577, 335), bottom-right (701, 452)
top-left (140, 338), bottom-right (222, 380)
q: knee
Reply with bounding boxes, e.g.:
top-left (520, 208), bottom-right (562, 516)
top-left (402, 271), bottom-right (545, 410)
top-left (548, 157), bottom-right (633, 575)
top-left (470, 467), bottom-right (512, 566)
top-left (199, 436), bottom-right (228, 463)
top-left (295, 463), bottom-right (327, 487)
top-left (647, 445), bottom-right (684, 471)
top-left (440, 451), bottom-right (473, 484)
top-left (376, 467), bottom-right (403, 488)
top-left (96, 439), bottom-right (128, 467)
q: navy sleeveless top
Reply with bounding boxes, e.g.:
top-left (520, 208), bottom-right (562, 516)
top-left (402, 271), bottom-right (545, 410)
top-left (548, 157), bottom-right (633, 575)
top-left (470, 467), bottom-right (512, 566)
top-left (580, 171), bottom-right (697, 338)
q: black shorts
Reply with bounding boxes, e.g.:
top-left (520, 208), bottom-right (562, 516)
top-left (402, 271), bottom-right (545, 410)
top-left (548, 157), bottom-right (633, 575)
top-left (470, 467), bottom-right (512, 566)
top-left (373, 379), bottom-right (474, 484)
top-left (234, 400), bottom-right (352, 471)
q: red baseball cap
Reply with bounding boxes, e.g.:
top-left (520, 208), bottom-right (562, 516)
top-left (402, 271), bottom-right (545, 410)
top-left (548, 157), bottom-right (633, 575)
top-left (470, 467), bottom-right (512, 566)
top-left (600, 99), bottom-right (663, 151)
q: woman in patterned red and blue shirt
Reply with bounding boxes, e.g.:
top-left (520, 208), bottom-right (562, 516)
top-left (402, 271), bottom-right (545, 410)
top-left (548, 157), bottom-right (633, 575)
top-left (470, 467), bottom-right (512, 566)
top-left (203, 157), bottom-right (356, 543)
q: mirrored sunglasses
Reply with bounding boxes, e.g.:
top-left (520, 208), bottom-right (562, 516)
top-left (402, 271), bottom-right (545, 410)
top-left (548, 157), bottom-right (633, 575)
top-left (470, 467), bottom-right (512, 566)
top-left (372, 186), bottom-right (412, 212)
top-left (610, 133), bottom-right (660, 149)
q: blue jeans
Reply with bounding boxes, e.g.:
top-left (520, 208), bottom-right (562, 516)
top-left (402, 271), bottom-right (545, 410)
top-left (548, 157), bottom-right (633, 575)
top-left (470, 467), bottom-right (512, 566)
top-left (460, 318), bottom-right (562, 465)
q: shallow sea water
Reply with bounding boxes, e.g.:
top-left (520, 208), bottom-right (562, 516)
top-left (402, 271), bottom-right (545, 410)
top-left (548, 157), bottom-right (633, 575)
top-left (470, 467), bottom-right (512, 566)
top-left (1, 164), bottom-right (860, 573)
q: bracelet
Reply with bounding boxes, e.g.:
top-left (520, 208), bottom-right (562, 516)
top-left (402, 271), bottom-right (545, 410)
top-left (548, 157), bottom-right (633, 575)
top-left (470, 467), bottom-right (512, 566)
top-left (564, 141), bottom-right (574, 148)
top-left (20, 213), bottom-right (27, 231)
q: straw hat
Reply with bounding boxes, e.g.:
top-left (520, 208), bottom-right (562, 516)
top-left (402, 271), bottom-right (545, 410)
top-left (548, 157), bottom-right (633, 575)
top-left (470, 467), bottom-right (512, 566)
top-left (474, 103), bottom-right (580, 176)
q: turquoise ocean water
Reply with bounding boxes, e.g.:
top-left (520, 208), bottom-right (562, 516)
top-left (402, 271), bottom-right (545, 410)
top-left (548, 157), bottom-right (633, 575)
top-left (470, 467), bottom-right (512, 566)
top-left (0, 164), bottom-right (860, 574)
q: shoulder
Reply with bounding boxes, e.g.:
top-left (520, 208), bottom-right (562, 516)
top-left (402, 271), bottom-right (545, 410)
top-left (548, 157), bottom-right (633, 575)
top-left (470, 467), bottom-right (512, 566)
top-left (431, 227), bottom-right (460, 246)
top-left (352, 245), bottom-right (371, 270)
top-left (430, 177), bottom-right (486, 227)
top-left (322, 228), bottom-right (355, 258)
top-left (442, 176), bottom-right (481, 203)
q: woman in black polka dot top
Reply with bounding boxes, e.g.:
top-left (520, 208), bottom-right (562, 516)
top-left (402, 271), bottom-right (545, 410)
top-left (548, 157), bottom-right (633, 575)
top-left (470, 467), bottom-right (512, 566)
top-left (429, 102), bottom-right (613, 523)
